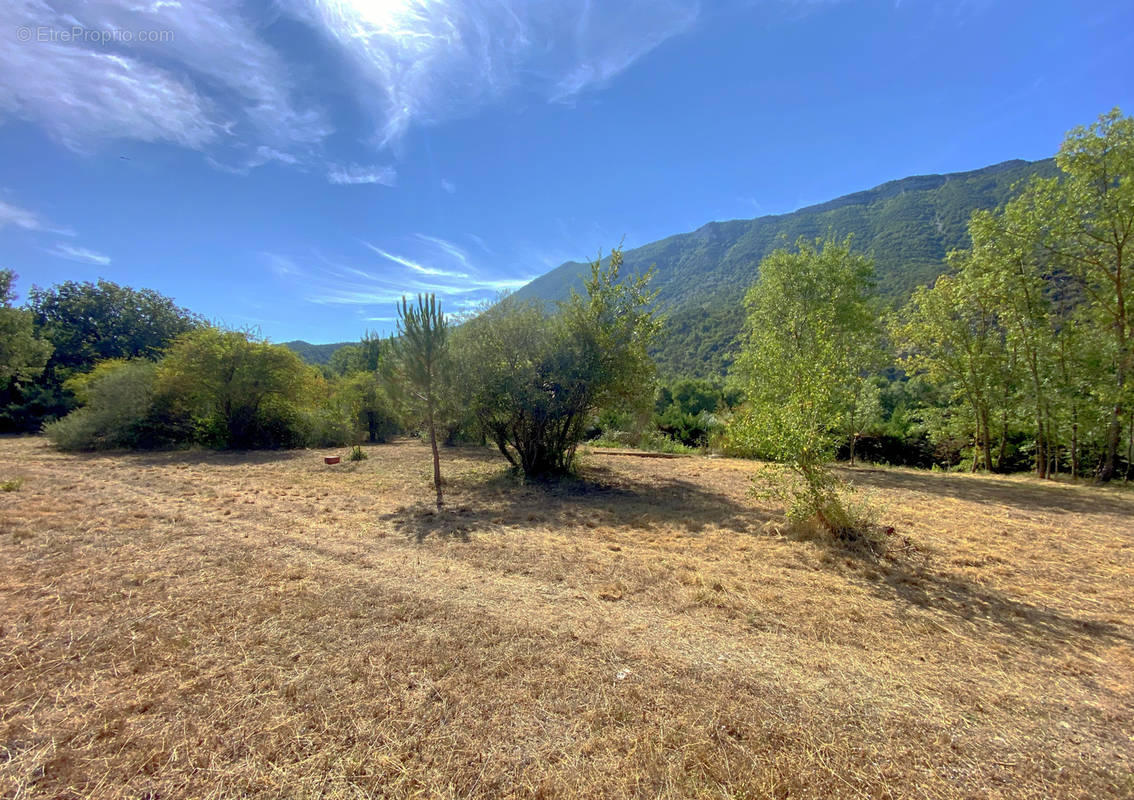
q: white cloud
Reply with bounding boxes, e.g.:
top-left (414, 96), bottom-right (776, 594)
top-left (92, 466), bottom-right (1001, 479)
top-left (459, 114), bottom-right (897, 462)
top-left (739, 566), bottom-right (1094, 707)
top-left (440, 178), bottom-right (456, 194)
top-left (48, 242), bottom-right (111, 265)
top-left (281, 0), bottom-right (700, 144)
top-left (0, 199), bottom-right (47, 231)
top-left (0, 197), bottom-right (75, 235)
top-left (363, 242), bottom-right (469, 279)
top-left (414, 234), bottom-right (473, 270)
top-left (327, 164), bottom-right (397, 186)
top-left (1, 0), bottom-right (328, 161)
top-left (271, 238), bottom-right (535, 311)
top-left (263, 252), bottom-right (301, 277)
top-left (2, 0), bottom-right (699, 164)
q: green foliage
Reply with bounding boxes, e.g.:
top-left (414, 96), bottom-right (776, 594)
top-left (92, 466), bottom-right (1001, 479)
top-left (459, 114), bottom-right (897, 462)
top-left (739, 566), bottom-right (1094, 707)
top-left (1046, 108), bottom-right (1134, 479)
top-left (348, 444), bottom-right (368, 461)
top-left (157, 328), bottom-right (323, 449)
top-left (2, 277), bottom-right (198, 431)
top-left (891, 265), bottom-right (1008, 472)
top-left (728, 238), bottom-right (880, 537)
top-left (44, 360), bottom-right (174, 450)
top-left (651, 378), bottom-right (737, 447)
top-left (327, 332), bottom-right (385, 376)
top-left (1, 477), bottom-right (23, 492)
top-left (890, 107), bottom-right (1134, 480)
top-left (28, 278), bottom-right (200, 374)
top-left (0, 270), bottom-right (52, 391)
top-left (327, 333), bottom-right (401, 444)
top-left (454, 247), bottom-right (660, 476)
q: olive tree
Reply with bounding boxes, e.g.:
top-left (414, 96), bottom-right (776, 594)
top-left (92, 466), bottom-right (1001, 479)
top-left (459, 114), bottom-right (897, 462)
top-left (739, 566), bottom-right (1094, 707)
top-left (454, 247), bottom-right (659, 477)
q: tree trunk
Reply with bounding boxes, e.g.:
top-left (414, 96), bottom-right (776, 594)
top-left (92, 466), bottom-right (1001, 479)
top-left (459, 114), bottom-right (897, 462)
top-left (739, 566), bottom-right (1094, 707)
top-left (979, 407), bottom-right (994, 473)
top-left (1099, 404), bottom-right (1122, 482)
top-left (1072, 422), bottom-right (1079, 479)
top-left (849, 434), bottom-right (857, 467)
top-left (427, 402), bottom-right (443, 509)
top-left (1099, 285), bottom-right (1127, 482)
top-left (996, 407), bottom-right (1008, 472)
top-left (1126, 411), bottom-right (1133, 482)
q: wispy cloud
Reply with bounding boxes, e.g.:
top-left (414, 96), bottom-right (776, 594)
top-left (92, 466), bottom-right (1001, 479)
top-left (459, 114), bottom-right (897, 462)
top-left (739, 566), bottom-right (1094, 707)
top-left (440, 179), bottom-right (456, 195)
top-left (268, 236), bottom-right (536, 316)
top-left (280, 0), bottom-right (701, 144)
top-left (0, 197), bottom-right (75, 235)
top-left (327, 164), bottom-right (397, 186)
top-left (48, 242), bottom-right (111, 265)
top-left (363, 242), bottom-right (469, 279)
top-left (2, 0), bottom-right (328, 164)
top-left (2, 0), bottom-right (700, 166)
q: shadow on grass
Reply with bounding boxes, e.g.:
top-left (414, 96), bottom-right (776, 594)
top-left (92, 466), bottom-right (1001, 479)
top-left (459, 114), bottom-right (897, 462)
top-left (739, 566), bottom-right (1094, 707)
top-left (382, 455), bottom-right (771, 542)
top-left (379, 505), bottom-right (476, 543)
top-left (843, 466), bottom-right (1134, 517)
top-left (854, 549), bottom-right (1132, 650)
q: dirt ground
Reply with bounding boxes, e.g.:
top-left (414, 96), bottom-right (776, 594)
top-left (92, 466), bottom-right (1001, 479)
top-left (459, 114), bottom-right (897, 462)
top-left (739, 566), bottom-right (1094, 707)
top-left (1, 436), bottom-right (1131, 799)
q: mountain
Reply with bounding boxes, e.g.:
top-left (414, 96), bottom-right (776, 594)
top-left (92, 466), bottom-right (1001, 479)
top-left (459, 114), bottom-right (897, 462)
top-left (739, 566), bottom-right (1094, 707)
top-left (282, 340), bottom-right (352, 365)
top-left (513, 158), bottom-right (1057, 377)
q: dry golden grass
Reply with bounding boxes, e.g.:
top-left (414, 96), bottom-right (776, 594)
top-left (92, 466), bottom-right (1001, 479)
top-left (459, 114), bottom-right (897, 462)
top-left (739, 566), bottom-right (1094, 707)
top-left (1, 435), bottom-right (1131, 799)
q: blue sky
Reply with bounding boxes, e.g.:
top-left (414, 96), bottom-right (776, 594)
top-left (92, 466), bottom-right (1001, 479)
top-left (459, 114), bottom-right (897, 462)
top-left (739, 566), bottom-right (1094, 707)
top-left (1, 0), bottom-right (1131, 343)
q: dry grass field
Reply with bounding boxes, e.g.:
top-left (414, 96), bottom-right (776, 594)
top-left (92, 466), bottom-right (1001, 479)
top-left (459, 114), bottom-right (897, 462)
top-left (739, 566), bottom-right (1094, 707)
top-left (1, 436), bottom-right (1132, 799)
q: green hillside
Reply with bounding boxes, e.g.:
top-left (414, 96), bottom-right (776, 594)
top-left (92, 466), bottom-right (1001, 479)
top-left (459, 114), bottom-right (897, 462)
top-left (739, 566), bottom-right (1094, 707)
top-left (513, 158), bottom-right (1057, 376)
top-left (282, 339), bottom-right (352, 366)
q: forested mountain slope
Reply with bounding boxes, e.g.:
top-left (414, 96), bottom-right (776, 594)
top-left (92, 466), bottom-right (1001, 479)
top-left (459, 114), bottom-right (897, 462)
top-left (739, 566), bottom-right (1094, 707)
top-left (514, 158), bottom-right (1056, 376)
top-left (282, 340), bottom-right (352, 365)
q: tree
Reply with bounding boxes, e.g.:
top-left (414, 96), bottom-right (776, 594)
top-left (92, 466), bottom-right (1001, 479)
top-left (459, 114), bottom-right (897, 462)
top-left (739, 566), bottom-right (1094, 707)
top-left (892, 260), bottom-right (1010, 472)
top-left (396, 294), bottom-right (449, 508)
top-left (28, 278), bottom-right (200, 374)
top-left (453, 248), bottom-right (659, 477)
top-left (728, 238), bottom-right (880, 535)
top-left (1030, 109), bottom-right (1134, 480)
top-left (328, 332), bottom-right (399, 443)
top-left (157, 327), bottom-right (321, 448)
top-left (0, 270), bottom-right (52, 390)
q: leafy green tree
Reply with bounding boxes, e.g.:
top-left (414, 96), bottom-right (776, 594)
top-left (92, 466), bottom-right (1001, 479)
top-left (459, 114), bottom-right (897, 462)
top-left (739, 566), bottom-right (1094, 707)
top-left (327, 332), bottom-right (399, 443)
top-left (844, 378), bottom-right (883, 467)
top-left (455, 247), bottom-right (659, 476)
top-left (396, 294), bottom-right (450, 508)
top-left (0, 270), bottom-right (52, 390)
top-left (892, 259), bottom-right (1010, 472)
top-left (157, 327), bottom-right (321, 448)
top-left (652, 378), bottom-right (736, 447)
top-left (728, 238), bottom-right (880, 535)
top-left (328, 331), bottom-right (385, 377)
top-left (5, 278), bottom-right (200, 430)
top-left (28, 279), bottom-right (200, 373)
top-left (1021, 108), bottom-right (1134, 480)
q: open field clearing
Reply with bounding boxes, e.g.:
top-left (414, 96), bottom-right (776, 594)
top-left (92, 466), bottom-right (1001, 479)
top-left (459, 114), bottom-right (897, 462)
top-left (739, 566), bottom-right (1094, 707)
top-left (1, 436), bottom-right (1132, 799)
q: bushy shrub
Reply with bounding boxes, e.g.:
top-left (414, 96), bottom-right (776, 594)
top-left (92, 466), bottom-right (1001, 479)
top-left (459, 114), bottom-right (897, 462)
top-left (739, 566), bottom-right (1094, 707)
top-left (348, 444), bottom-right (367, 461)
top-left (156, 328), bottom-right (323, 449)
top-left (44, 360), bottom-right (167, 450)
top-left (300, 404), bottom-right (355, 448)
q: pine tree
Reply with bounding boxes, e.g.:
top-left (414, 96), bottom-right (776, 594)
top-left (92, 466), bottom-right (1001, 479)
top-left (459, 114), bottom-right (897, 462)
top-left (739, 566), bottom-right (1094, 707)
top-left (396, 294), bottom-right (449, 508)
